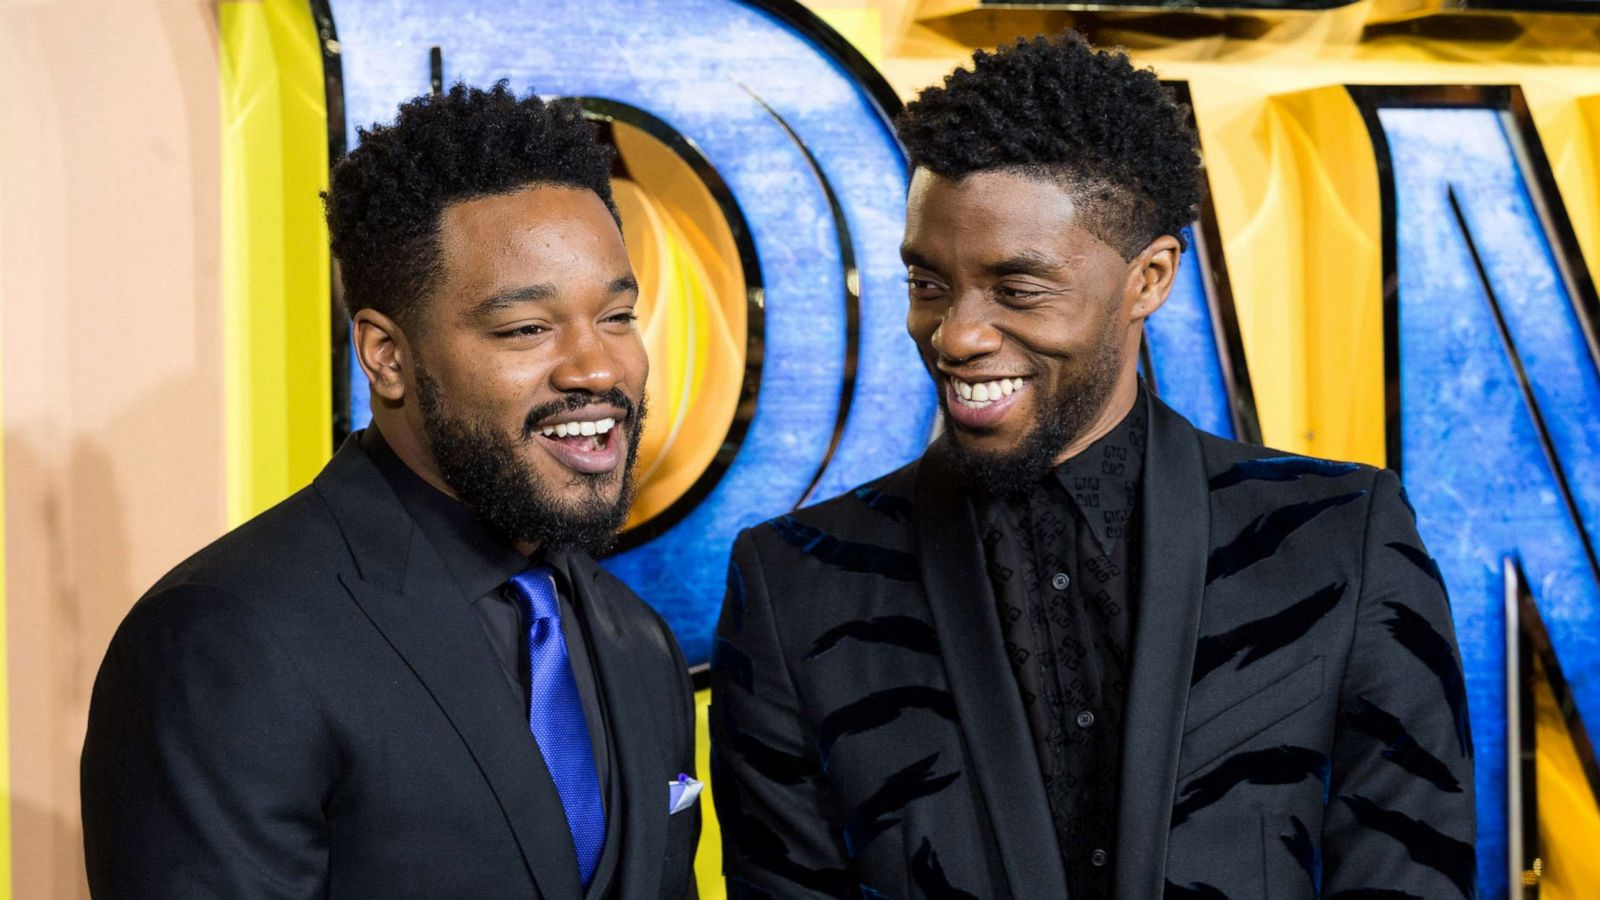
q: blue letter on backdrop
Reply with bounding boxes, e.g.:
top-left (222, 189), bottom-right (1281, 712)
top-left (1356, 88), bottom-right (1600, 898)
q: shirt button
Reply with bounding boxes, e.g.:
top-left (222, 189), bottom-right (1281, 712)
top-left (1051, 572), bottom-right (1070, 591)
top-left (1076, 710), bottom-right (1095, 728)
top-left (1090, 849), bottom-right (1108, 867)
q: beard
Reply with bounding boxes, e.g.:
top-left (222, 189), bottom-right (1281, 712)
top-left (414, 363), bottom-right (646, 556)
top-left (944, 328), bottom-right (1124, 500)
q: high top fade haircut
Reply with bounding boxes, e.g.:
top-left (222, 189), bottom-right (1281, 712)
top-left (324, 82), bottom-right (618, 327)
top-left (896, 33), bottom-right (1203, 260)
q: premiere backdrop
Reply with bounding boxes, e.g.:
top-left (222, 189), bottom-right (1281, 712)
top-left (4, 0), bottom-right (1600, 897)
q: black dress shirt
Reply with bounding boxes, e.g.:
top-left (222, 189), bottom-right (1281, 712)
top-left (361, 427), bottom-right (621, 896)
top-left (979, 390), bottom-right (1147, 898)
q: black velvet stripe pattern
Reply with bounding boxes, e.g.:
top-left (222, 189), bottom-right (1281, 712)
top-left (852, 486), bottom-right (914, 523)
top-left (815, 686), bottom-right (958, 765)
top-left (804, 616), bottom-right (939, 661)
top-left (1340, 795), bottom-right (1476, 899)
top-left (1343, 697), bottom-right (1462, 792)
top-left (768, 516), bottom-right (919, 582)
top-left (1165, 879), bottom-right (1230, 899)
top-left (1191, 581), bottom-right (1347, 686)
top-left (1172, 745), bottom-right (1329, 827)
top-left (719, 709), bottom-right (821, 786)
top-left (1209, 456), bottom-right (1361, 491)
top-left (712, 636), bottom-right (754, 691)
top-left (1385, 541), bottom-right (1450, 598)
top-left (1280, 815), bottom-right (1320, 892)
top-left (1380, 602), bottom-right (1472, 757)
top-left (911, 839), bottom-right (981, 900)
top-left (1205, 492), bottom-right (1366, 585)
top-left (716, 775), bottom-right (856, 898)
top-left (842, 753), bottom-right (961, 857)
top-left (725, 560), bottom-right (747, 633)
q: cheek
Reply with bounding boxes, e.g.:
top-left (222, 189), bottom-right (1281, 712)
top-left (610, 333), bottom-right (649, 395)
top-left (444, 350), bottom-right (551, 416)
top-left (905, 306), bottom-right (940, 349)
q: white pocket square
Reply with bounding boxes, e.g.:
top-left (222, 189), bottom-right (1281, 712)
top-left (668, 774), bottom-right (702, 815)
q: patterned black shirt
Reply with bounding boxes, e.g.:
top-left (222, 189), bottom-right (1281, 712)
top-left (979, 390), bottom-right (1147, 898)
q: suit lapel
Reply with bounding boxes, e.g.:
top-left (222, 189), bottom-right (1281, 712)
top-left (559, 552), bottom-right (670, 898)
top-left (316, 438), bottom-right (584, 900)
top-left (913, 442), bottom-right (1069, 899)
top-left (1113, 397), bottom-right (1210, 900)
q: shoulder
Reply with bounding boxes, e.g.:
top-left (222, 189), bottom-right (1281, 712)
top-left (583, 560), bottom-right (692, 675)
top-left (133, 484), bottom-right (347, 631)
top-left (1197, 430), bottom-right (1384, 508)
top-left (738, 457), bottom-right (921, 561)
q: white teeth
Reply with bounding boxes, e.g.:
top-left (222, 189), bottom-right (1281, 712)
top-left (952, 377), bottom-right (1026, 409)
top-left (541, 418), bottom-right (619, 439)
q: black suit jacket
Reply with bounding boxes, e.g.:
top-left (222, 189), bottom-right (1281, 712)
top-left (711, 396), bottom-right (1474, 899)
top-left (82, 437), bottom-right (700, 899)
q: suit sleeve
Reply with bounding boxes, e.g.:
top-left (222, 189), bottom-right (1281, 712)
top-left (81, 584), bottom-right (335, 899)
top-left (1321, 469), bottom-right (1477, 898)
top-left (709, 528), bottom-right (855, 899)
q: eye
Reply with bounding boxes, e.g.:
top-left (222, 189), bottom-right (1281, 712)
top-left (994, 283), bottom-right (1061, 304)
top-left (905, 276), bottom-right (947, 295)
top-left (605, 311), bottom-right (639, 326)
top-left (497, 323), bottom-right (549, 338)
top-left (995, 286), bottom-right (1044, 299)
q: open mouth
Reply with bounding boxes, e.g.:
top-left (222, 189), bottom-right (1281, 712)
top-left (945, 376), bottom-right (1029, 429)
top-left (534, 415), bottom-right (624, 475)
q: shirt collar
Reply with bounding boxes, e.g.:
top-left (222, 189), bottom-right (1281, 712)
top-left (361, 427), bottom-right (535, 601)
top-left (1050, 387), bottom-right (1148, 555)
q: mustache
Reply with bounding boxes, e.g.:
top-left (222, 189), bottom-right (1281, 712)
top-left (520, 388), bottom-right (637, 440)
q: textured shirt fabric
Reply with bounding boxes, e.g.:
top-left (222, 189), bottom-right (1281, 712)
top-left (361, 427), bottom-right (620, 896)
top-left (979, 390), bottom-right (1147, 898)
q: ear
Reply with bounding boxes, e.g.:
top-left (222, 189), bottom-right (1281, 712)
top-left (352, 308), bottom-right (411, 403)
top-left (1124, 234), bottom-right (1183, 323)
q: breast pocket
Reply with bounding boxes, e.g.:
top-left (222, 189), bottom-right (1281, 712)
top-left (1177, 655), bottom-right (1325, 781)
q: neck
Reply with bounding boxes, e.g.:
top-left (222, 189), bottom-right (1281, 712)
top-left (372, 412), bottom-right (458, 500)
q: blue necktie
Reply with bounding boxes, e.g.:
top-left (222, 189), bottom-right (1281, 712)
top-left (507, 566), bottom-right (606, 887)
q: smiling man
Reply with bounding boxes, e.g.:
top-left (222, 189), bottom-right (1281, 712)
top-left (82, 84), bottom-right (699, 899)
top-left (711, 35), bottom-right (1474, 899)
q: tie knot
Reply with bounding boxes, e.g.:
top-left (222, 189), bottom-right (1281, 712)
top-left (508, 565), bottom-right (561, 622)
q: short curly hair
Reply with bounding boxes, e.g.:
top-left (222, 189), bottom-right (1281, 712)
top-left (324, 82), bottom-right (617, 326)
top-left (896, 33), bottom-right (1201, 259)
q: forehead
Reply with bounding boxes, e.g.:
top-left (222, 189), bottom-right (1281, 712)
top-left (905, 168), bottom-right (1084, 255)
top-left (435, 184), bottom-right (627, 294)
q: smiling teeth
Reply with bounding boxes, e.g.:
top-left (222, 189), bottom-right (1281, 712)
top-left (540, 417), bottom-right (616, 439)
top-left (953, 377), bottom-right (1025, 408)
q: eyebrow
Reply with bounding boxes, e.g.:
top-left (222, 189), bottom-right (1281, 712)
top-left (463, 275), bottom-right (638, 322)
top-left (900, 247), bottom-right (1063, 279)
top-left (900, 246), bottom-right (940, 271)
top-left (983, 251), bottom-right (1062, 278)
top-left (465, 284), bottom-right (556, 321)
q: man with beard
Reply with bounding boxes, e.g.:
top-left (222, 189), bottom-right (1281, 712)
top-left (82, 84), bottom-right (699, 899)
top-left (710, 35), bottom-right (1473, 899)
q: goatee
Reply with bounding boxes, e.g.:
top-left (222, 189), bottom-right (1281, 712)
top-left (415, 363), bottom-right (646, 555)
top-left (945, 337), bottom-right (1122, 499)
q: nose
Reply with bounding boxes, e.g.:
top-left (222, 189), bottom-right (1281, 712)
top-left (931, 294), bottom-right (1001, 365)
top-left (549, 324), bottom-right (624, 396)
